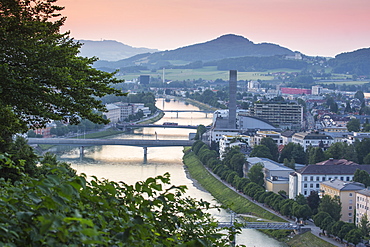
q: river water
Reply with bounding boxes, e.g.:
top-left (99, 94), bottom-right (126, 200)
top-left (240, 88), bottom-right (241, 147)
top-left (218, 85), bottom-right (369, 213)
top-left (57, 98), bottom-right (285, 246)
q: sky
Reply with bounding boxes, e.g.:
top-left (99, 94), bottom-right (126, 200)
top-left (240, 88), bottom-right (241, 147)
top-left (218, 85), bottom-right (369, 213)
top-left (58, 0), bottom-right (370, 57)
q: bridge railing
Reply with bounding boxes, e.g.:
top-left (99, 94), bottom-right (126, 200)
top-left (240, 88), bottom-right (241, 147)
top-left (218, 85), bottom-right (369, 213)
top-left (217, 221), bottom-right (300, 230)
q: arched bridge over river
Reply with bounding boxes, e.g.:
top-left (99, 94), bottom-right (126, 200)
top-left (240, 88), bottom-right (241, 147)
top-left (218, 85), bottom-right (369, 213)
top-left (27, 138), bottom-right (195, 163)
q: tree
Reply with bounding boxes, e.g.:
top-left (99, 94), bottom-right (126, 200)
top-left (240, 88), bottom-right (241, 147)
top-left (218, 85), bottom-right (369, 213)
top-left (0, 165), bottom-right (238, 246)
top-left (248, 163), bottom-right (264, 187)
top-left (345, 229), bottom-right (363, 246)
top-left (347, 118), bottom-right (361, 132)
top-left (260, 137), bottom-right (279, 161)
top-left (249, 145), bottom-right (273, 160)
top-left (318, 195), bottom-right (342, 221)
top-left (355, 138), bottom-right (370, 164)
top-left (279, 143), bottom-right (306, 164)
top-left (307, 191), bottom-right (320, 215)
top-left (0, 0), bottom-right (125, 151)
top-left (308, 147), bottom-right (326, 164)
top-left (353, 169), bottom-right (370, 187)
top-left (359, 214), bottom-right (370, 238)
top-left (355, 90), bottom-right (365, 102)
top-left (229, 153), bottom-right (246, 177)
top-left (313, 212), bottom-right (332, 229)
top-left (344, 101), bottom-right (352, 113)
top-left (194, 124), bottom-right (207, 140)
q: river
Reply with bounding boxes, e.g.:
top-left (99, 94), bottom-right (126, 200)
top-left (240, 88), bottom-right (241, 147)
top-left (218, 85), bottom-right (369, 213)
top-left (56, 98), bottom-right (286, 246)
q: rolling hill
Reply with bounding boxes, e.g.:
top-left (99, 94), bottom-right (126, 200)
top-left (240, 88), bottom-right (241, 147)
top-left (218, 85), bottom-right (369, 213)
top-left (93, 34), bottom-right (297, 70)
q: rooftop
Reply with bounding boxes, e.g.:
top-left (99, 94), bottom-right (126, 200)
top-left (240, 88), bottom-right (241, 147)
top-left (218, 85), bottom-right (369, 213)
top-left (298, 164), bottom-right (370, 175)
top-left (321, 179), bottom-right (365, 191)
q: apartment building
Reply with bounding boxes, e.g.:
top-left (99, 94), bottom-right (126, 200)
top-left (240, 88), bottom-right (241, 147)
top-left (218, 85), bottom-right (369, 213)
top-left (356, 188), bottom-right (370, 226)
top-left (320, 179), bottom-right (365, 223)
top-left (249, 102), bottom-right (303, 130)
top-left (289, 162), bottom-right (370, 199)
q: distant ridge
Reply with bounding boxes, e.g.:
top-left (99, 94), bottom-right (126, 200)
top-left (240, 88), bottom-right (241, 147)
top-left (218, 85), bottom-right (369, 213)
top-left (94, 34), bottom-right (296, 70)
top-left (78, 40), bottom-right (158, 61)
top-left (158, 34), bottom-right (295, 61)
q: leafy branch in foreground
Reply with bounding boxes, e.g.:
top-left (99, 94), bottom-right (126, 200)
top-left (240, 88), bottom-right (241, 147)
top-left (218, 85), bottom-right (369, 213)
top-left (0, 159), bottom-right (240, 246)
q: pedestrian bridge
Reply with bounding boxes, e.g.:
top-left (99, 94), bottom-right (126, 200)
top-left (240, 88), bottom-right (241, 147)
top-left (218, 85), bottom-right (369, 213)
top-left (218, 221), bottom-right (300, 230)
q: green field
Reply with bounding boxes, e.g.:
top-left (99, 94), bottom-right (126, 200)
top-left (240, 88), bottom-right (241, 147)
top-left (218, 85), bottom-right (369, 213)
top-left (116, 66), bottom-right (370, 86)
top-left (117, 66), bottom-right (276, 81)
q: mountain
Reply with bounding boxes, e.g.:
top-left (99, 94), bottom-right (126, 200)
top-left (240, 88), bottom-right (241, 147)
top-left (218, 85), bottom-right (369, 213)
top-left (78, 40), bottom-right (159, 61)
top-left (328, 48), bottom-right (370, 75)
top-left (93, 34), bottom-right (296, 70)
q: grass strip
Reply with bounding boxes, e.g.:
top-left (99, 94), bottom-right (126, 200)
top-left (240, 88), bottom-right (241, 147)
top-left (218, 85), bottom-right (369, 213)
top-left (183, 150), bottom-right (282, 221)
top-left (286, 232), bottom-right (336, 247)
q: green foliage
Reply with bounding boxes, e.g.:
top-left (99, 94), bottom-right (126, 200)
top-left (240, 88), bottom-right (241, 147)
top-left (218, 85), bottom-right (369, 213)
top-left (318, 195), bottom-right (342, 222)
top-left (307, 147), bottom-right (326, 164)
top-left (313, 212), bottom-right (332, 230)
top-left (328, 48), bottom-right (370, 75)
top-left (217, 56), bottom-right (307, 71)
top-left (249, 145), bottom-right (273, 160)
top-left (324, 142), bottom-right (358, 162)
top-left (353, 169), bottom-right (370, 187)
top-left (260, 137), bottom-right (279, 162)
top-left (192, 140), bottom-right (207, 155)
top-left (0, 0), bottom-right (124, 140)
top-left (359, 214), bottom-right (370, 238)
top-left (247, 163), bottom-right (264, 187)
top-left (306, 191), bottom-right (320, 215)
top-left (347, 118), bottom-right (361, 132)
top-left (194, 125), bottom-right (207, 140)
top-left (279, 143), bottom-right (306, 164)
top-left (0, 162), bottom-right (235, 246)
top-left (345, 229), bottom-right (363, 245)
top-left (355, 138), bottom-right (370, 164)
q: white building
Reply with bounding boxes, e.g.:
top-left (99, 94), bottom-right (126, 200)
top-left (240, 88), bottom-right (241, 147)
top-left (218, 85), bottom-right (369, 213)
top-left (105, 104), bottom-right (121, 123)
top-left (219, 135), bottom-right (251, 159)
top-left (312, 85), bottom-right (323, 95)
top-left (289, 163), bottom-right (370, 199)
top-left (252, 130), bottom-right (282, 147)
top-left (292, 132), bottom-right (334, 151)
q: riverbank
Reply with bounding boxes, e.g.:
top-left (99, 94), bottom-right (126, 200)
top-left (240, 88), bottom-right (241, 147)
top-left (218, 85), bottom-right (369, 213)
top-left (175, 97), bottom-right (218, 112)
top-left (182, 148), bottom-right (337, 247)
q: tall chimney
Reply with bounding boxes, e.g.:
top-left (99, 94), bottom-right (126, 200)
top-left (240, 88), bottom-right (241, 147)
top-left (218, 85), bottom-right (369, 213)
top-left (228, 70), bottom-right (237, 129)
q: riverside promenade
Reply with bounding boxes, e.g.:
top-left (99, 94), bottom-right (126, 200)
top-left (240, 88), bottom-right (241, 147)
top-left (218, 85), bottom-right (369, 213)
top-left (203, 166), bottom-right (345, 247)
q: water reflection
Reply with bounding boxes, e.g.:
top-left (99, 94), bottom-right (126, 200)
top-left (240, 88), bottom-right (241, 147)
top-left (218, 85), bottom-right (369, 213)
top-left (57, 98), bottom-right (285, 246)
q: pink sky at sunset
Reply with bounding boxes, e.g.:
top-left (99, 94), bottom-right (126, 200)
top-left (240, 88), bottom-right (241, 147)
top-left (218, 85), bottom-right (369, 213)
top-left (58, 0), bottom-right (370, 57)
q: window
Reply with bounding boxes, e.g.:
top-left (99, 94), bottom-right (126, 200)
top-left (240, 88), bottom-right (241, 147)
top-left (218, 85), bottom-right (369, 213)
top-left (304, 190), bottom-right (307, 195)
top-left (349, 213), bottom-right (352, 217)
top-left (304, 177), bottom-right (307, 181)
top-left (316, 177), bottom-right (320, 181)
top-left (316, 184), bottom-right (320, 188)
top-left (346, 177), bottom-right (350, 181)
top-left (322, 177), bottom-right (326, 181)
top-left (310, 184), bottom-right (313, 188)
top-left (349, 206), bottom-right (352, 210)
top-left (349, 193), bottom-right (353, 197)
top-left (310, 176), bottom-right (313, 181)
top-left (349, 200), bottom-right (353, 204)
top-left (304, 183), bottom-right (307, 188)
top-left (340, 177), bottom-right (344, 181)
